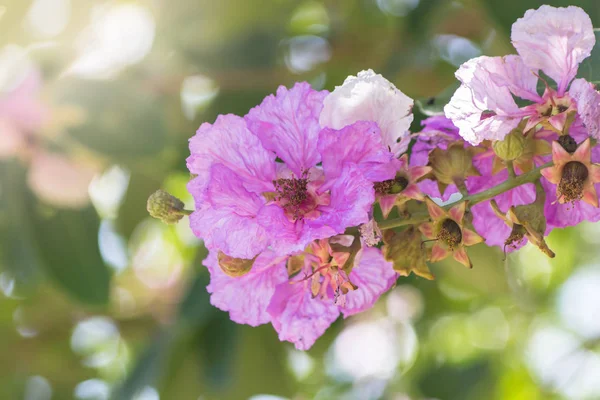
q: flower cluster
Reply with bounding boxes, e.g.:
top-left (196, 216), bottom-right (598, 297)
top-left (178, 5), bottom-right (600, 350)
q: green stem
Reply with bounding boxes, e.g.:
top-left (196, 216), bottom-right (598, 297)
top-left (506, 160), bottom-right (516, 179)
top-left (377, 161), bottom-right (553, 230)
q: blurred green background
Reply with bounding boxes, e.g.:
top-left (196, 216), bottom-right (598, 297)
top-left (1, 0), bottom-right (600, 399)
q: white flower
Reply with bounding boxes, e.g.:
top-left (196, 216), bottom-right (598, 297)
top-left (320, 69), bottom-right (414, 156)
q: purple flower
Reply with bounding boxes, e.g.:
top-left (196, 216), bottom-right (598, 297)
top-left (203, 250), bottom-right (289, 326)
top-left (445, 5), bottom-right (597, 145)
top-left (203, 237), bottom-right (396, 350)
top-left (187, 82), bottom-right (398, 260)
top-left (267, 240), bottom-right (397, 350)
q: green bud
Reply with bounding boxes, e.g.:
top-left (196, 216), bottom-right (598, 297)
top-left (493, 130), bottom-right (526, 161)
top-left (147, 189), bottom-right (187, 224)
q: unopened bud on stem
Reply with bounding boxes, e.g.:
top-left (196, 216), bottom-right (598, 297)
top-left (493, 129), bottom-right (526, 161)
top-left (147, 189), bottom-right (191, 224)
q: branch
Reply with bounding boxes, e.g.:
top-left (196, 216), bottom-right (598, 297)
top-left (377, 161), bottom-right (552, 230)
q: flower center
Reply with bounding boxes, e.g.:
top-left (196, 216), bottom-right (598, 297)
top-left (301, 240), bottom-right (356, 306)
top-left (438, 218), bottom-right (462, 250)
top-left (273, 170), bottom-right (329, 221)
top-left (558, 161), bottom-right (588, 203)
top-left (374, 176), bottom-right (409, 195)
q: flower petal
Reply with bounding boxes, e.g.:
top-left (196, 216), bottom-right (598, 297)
top-left (570, 79), bottom-right (600, 139)
top-left (444, 57), bottom-right (526, 145)
top-left (187, 114), bottom-right (276, 200)
top-left (493, 55), bottom-right (542, 103)
top-left (245, 82), bottom-right (328, 175)
top-left (320, 69), bottom-right (414, 157)
top-left (315, 164), bottom-right (375, 236)
top-left (511, 5), bottom-right (595, 94)
top-left (342, 247), bottom-right (397, 318)
top-left (204, 250), bottom-right (288, 326)
top-left (318, 120), bottom-right (399, 182)
top-left (267, 280), bottom-right (340, 350)
top-left (190, 164), bottom-right (269, 259)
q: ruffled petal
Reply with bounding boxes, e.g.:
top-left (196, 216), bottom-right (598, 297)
top-left (204, 250), bottom-right (289, 326)
top-left (445, 56), bottom-right (528, 145)
top-left (342, 247), bottom-right (397, 318)
top-left (570, 79), bottom-right (600, 139)
top-left (511, 5), bottom-right (595, 94)
top-left (493, 55), bottom-right (542, 103)
top-left (245, 82), bottom-right (328, 175)
top-left (187, 114), bottom-right (276, 198)
top-left (318, 121), bottom-right (399, 182)
top-left (189, 164), bottom-right (270, 259)
top-left (267, 280), bottom-right (340, 350)
top-left (320, 69), bottom-right (414, 157)
top-left (315, 164), bottom-right (375, 235)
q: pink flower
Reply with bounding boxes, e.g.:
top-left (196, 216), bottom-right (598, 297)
top-left (542, 139), bottom-right (600, 229)
top-left (267, 241), bottom-right (396, 350)
top-left (319, 69), bottom-right (414, 157)
top-left (445, 6), bottom-right (597, 145)
top-left (187, 82), bottom-right (399, 260)
top-left (203, 236), bottom-right (397, 350)
top-left (203, 250), bottom-right (289, 326)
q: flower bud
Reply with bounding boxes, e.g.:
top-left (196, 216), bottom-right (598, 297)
top-left (382, 227), bottom-right (433, 280)
top-left (492, 129), bottom-right (526, 161)
top-left (428, 142), bottom-right (480, 187)
top-left (147, 190), bottom-right (187, 224)
top-left (217, 251), bottom-right (256, 277)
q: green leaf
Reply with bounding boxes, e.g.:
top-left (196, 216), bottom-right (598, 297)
top-left (29, 204), bottom-right (111, 306)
